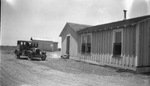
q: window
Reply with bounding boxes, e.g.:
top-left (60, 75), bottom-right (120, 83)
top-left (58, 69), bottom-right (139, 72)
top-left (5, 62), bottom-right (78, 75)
top-left (29, 43), bottom-right (32, 47)
top-left (81, 35), bottom-right (86, 54)
top-left (87, 34), bottom-right (91, 54)
top-left (113, 30), bottom-right (122, 57)
top-left (81, 34), bottom-right (92, 54)
top-left (20, 42), bottom-right (23, 45)
top-left (35, 43), bottom-right (38, 48)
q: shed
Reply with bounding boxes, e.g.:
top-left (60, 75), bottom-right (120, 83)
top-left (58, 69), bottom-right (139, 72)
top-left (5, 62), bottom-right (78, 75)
top-left (60, 15), bottom-right (150, 72)
top-left (31, 38), bottom-right (58, 51)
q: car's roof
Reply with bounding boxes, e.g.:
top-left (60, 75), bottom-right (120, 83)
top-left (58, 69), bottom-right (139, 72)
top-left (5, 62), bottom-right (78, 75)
top-left (17, 40), bottom-right (32, 42)
top-left (17, 40), bottom-right (38, 43)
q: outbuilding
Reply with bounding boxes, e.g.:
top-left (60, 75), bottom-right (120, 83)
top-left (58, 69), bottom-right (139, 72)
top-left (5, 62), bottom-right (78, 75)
top-left (31, 38), bottom-right (58, 51)
top-left (60, 15), bottom-right (150, 72)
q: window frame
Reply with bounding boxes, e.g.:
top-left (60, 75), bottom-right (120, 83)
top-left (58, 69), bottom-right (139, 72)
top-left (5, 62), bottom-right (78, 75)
top-left (81, 34), bottom-right (86, 54)
top-left (112, 29), bottom-right (123, 57)
top-left (81, 33), bottom-right (92, 55)
top-left (86, 33), bottom-right (92, 55)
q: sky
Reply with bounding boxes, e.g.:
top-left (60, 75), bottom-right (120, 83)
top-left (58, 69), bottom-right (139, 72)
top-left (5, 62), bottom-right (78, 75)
top-left (1, 0), bottom-right (150, 48)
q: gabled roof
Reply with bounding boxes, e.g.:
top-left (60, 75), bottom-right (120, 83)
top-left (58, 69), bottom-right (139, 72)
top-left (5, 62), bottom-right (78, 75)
top-left (31, 37), bottom-right (53, 42)
top-left (59, 22), bottom-right (91, 36)
top-left (53, 42), bottom-right (58, 44)
top-left (17, 40), bottom-right (31, 42)
top-left (67, 22), bottom-right (92, 31)
top-left (78, 15), bottom-right (150, 33)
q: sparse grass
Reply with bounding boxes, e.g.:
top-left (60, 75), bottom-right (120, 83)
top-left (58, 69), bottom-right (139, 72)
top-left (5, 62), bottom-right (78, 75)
top-left (0, 46), bottom-right (17, 50)
top-left (0, 46), bottom-right (17, 55)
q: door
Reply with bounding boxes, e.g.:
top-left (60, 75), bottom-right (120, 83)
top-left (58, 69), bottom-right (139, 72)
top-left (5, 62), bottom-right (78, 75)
top-left (66, 36), bottom-right (70, 55)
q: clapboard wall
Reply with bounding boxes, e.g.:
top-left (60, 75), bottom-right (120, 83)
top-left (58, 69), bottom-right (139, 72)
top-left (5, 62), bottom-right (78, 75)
top-left (61, 24), bottom-right (78, 57)
top-left (138, 19), bottom-right (150, 67)
top-left (78, 25), bottom-right (138, 70)
top-left (77, 19), bottom-right (150, 72)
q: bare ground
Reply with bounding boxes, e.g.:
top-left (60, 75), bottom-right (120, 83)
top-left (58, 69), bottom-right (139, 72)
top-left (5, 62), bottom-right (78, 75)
top-left (0, 46), bottom-right (150, 86)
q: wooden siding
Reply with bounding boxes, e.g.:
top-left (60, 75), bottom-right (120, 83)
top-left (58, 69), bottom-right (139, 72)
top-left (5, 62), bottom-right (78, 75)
top-left (122, 25), bottom-right (136, 67)
top-left (32, 40), bottom-right (53, 51)
top-left (70, 34), bottom-right (78, 57)
top-left (61, 24), bottom-right (79, 57)
top-left (61, 37), bottom-right (67, 55)
top-left (78, 26), bottom-right (137, 70)
top-left (138, 19), bottom-right (150, 67)
top-left (53, 43), bottom-right (58, 51)
top-left (61, 24), bottom-right (69, 55)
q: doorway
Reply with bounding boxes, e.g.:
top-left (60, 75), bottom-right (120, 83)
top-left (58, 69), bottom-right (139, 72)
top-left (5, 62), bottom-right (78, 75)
top-left (66, 36), bottom-right (70, 55)
top-left (149, 27), bottom-right (150, 58)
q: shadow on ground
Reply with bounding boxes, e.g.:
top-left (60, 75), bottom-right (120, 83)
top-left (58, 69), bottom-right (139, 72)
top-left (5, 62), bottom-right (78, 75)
top-left (19, 57), bottom-right (42, 61)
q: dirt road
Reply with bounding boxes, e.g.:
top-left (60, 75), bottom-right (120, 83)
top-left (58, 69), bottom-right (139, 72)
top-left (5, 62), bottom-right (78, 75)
top-left (0, 47), bottom-right (150, 86)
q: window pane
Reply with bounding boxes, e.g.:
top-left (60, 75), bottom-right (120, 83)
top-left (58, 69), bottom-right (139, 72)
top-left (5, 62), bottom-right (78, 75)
top-left (82, 35), bottom-right (86, 43)
top-left (87, 35), bottom-right (91, 43)
top-left (87, 43), bottom-right (91, 53)
top-left (81, 35), bottom-right (86, 54)
top-left (115, 32), bottom-right (121, 43)
top-left (82, 43), bottom-right (86, 53)
top-left (86, 34), bottom-right (91, 54)
top-left (113, 43), bottom-right (121, 56)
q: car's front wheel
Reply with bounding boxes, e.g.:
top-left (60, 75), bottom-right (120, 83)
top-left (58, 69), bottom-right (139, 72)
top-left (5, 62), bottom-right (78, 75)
top-left (28, 53), bottom-right (33, 60)
top-left (41, 54), bottom-right (46, 61)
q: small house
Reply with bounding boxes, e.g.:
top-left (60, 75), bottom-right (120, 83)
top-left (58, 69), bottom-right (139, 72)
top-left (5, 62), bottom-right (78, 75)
top-left (59, 22), bottom-right (91, 57)
top-left (60, 15), bottom-right (150, 72)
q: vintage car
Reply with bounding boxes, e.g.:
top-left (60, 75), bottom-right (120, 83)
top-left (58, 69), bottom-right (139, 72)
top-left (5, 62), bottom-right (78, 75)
top-left (14, 40), bottom-right (46, 60)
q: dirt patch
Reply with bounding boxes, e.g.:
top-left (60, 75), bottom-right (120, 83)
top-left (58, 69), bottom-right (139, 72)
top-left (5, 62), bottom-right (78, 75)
top-left (1, 46), bottom-right (150, 86)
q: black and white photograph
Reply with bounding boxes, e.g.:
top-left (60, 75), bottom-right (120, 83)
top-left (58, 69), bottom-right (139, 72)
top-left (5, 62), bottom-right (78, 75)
top-left (1, 0), bottom-right (150, 86)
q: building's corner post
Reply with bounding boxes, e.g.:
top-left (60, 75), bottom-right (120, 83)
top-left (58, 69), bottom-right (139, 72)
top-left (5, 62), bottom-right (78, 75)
top-left (60, 43), bottom-right (63, 56)
top-left (135, 23), bottom-right (140, 67)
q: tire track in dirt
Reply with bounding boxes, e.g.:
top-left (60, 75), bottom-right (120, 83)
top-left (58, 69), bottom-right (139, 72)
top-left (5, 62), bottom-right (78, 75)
top-left (1, 50), bottom-right (150, 86)
top-left (1, 67), bottom-right (27, 86)
top-left (1, 54), bottom-right (84, 86)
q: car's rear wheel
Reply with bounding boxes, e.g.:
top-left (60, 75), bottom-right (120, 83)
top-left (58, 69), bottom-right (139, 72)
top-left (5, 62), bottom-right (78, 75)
top-left (16, 55), bottom-right (20, 59)
top-left (14, 50), bottom-right (20, 59)
top-left (28, 53), bottom-right (33, 60)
